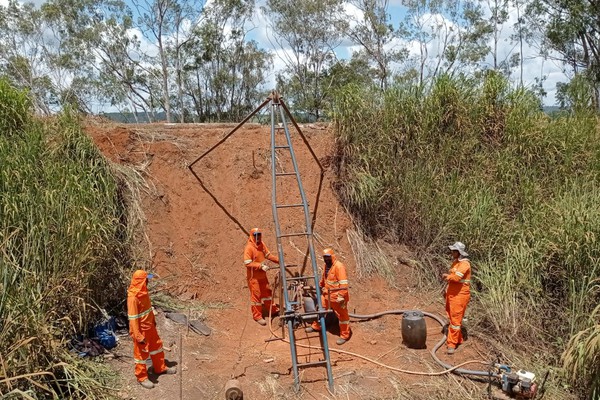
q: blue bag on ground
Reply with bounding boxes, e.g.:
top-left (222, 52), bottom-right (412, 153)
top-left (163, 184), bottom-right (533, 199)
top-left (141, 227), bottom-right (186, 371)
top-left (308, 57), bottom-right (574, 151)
top-left (94, 316), bottom-right (118, 349)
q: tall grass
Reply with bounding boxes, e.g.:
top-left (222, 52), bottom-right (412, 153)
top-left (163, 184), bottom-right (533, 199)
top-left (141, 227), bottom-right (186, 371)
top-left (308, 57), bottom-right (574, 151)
top-left (0, 79), bottom-right (131, 398)
top-left (332, 71), bottom-right (600, 398)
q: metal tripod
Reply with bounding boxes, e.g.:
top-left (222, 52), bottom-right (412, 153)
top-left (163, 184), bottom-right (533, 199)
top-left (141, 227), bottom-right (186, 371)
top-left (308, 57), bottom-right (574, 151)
top-left (188, 91), bottom-right (334, 392)
top-left (267, 92), bottom-right (334, 393)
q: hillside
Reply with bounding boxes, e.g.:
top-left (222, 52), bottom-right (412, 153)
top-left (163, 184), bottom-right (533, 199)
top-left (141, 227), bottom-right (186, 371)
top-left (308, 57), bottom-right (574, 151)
top-left (86, 120), bottom-right (502, 399)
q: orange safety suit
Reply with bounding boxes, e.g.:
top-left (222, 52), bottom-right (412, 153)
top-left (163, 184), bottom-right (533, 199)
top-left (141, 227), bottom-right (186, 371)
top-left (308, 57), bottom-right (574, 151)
top-left (311, 249), bottom-right (352, 340)
top-left (243, 228), bottom-right (280, 321)
top-left (127, 270), bottom-right (168, 382)
top-left (444, 257), bottom-right (471, 349)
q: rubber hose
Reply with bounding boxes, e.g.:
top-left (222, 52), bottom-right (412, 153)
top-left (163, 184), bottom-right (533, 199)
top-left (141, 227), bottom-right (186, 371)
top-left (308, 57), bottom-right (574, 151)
top-left (349, 310), bottom-right (499, 378)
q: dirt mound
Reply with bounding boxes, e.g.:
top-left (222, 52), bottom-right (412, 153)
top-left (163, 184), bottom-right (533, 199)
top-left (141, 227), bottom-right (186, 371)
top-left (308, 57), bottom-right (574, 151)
top-left (87, 120), bottom-right (487, 399)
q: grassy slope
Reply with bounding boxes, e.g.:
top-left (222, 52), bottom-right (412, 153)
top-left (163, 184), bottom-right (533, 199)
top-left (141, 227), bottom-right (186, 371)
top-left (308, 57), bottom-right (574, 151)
top-left (0, 79), bottom-right (131, 399)
top-left (332, 72), bottom-right (600, 399)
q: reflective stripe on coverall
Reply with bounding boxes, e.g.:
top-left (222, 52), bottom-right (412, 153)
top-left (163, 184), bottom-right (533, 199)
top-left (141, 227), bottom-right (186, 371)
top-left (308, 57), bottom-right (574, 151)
top-left (127, 269), bottom-right (168, 382)
top-left (244, 228), bottom-right (279, 320)
top-left (445, 258), bottom-right (471, 349)
top-left (311, 249), bottom-right (352, 340)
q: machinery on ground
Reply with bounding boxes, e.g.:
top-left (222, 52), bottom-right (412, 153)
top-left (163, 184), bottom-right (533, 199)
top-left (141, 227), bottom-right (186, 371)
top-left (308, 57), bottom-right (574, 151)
top-left (495, 364), bottom-right (538, 399)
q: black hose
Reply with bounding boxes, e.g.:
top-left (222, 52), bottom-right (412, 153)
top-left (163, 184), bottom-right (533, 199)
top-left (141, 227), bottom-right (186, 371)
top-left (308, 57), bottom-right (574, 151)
top-left (349, 310), bottom-right (499, 378)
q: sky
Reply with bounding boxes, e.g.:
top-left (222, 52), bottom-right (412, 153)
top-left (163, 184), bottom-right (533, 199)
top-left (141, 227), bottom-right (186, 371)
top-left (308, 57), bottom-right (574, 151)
top-left (0, 0), bottom-right (569, 107)
top-left (247, 0), bottom-right (567, 106)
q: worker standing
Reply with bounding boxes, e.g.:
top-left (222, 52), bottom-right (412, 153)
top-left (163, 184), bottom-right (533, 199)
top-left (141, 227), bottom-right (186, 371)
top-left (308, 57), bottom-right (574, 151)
top-left (442, 241), bottom-right (471, 354)
top-left (243, 228), bottom-right (280, 326)
top-left (127, 270), bottom-right (176, 389)
top-left (306, 248), bottom-right (352, 345)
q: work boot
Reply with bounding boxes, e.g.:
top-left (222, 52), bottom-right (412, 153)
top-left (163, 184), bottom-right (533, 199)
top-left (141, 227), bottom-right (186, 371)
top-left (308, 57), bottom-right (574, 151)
top-left (160, 367), bottom-right (177, 375)
top-left (139, 379), bottom-right (154, 389)
top-left (447, 347), bottom-right (455, 355)
top-left (305, 326), bottom-right (316, 333)
top-left (255, 319), bottom-right (267, 326)
top-left (336, 332), bottom-right (352, 345)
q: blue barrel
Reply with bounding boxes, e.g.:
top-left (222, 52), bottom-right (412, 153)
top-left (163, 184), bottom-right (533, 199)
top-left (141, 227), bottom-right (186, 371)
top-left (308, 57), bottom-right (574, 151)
top-left (402, 310), bottom-right (427, 349)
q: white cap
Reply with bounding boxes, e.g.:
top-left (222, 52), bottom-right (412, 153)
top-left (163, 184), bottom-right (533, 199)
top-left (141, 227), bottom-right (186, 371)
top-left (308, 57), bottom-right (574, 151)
top-left (448, 241), bottom-right (468, 257)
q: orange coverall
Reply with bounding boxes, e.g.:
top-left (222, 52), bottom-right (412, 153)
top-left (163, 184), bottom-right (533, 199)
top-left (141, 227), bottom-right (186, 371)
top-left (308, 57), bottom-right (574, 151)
top-left (444, 258), bottom-right (471, 349)
top-left (127, 270), bottom-right (168, 382)
top-left (243, 228), bottom-right (279, 321)
top-left (311, 249), bottom-right (352, 340)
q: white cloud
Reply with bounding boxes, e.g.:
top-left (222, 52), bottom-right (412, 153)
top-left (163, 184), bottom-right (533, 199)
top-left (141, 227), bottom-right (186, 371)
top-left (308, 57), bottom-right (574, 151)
top-left (127, 27), bottom-right (159, 59)
top-left (478, 3), bottom-right (567, 104)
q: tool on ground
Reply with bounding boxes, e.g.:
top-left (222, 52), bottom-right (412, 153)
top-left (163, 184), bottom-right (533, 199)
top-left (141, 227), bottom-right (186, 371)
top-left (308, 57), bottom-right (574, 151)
top-left (165, 312), bottom-right (212, 336)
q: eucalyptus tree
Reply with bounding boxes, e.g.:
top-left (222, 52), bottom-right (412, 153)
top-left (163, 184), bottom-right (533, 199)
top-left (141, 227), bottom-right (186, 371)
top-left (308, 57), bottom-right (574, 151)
top-left (509, 0), bottom-right (529, 85)
top-left (263, 0), bottom-right (347, 120)
top-left (180, 0), bottom-right (271, 121)
top-left (345, 0), bottom-right (406, 90)
top-left (401, 0), bottom-right (492, 81)
top-left (484, 0), bottom-right (508, 71)
top-left (130, 0), bottom-right (206, 122)
top-left (0, 0), bottom-right (61, 114)
top-left (528, 0), bottom-right (600, 109)
top-left (0, 0), bottom-right (190, 118)
top-left (92, 16), bottom-right (161, 121)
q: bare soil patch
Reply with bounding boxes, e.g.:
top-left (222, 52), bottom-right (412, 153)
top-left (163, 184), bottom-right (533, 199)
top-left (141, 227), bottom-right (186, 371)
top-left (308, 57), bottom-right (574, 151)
top-left (87, 121), bottom-right (490, 400)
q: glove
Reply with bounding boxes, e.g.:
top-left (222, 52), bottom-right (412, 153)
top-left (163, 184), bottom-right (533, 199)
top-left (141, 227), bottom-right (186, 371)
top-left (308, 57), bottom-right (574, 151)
top-left (336, 295), bottom-right (345, 303)
top-left (261, 264), bottom-right (270, 271)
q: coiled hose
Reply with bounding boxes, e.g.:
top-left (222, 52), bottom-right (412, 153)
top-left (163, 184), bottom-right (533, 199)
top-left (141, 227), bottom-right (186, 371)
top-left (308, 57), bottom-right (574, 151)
top-left (349, 310), bottom-right (498, 378)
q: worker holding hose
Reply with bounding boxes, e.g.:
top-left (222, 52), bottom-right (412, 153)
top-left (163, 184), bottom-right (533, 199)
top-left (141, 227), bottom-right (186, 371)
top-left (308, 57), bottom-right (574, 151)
top-left (243, 227), bottom-right (280, 326)
top-left (442, 241), bottom-right (471, 354)
top-left (306, 248), bottom-right (352, 345)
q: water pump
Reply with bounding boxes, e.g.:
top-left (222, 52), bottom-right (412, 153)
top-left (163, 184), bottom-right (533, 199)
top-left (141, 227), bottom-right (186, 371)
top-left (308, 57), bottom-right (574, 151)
top-left (495, 364), bottom-right (538, 399)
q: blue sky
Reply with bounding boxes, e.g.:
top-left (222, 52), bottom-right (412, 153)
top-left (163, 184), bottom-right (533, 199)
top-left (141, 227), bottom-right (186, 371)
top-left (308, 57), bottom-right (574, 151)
top-left (247, 0), bottom-right (567, 106)
top-left (2, 0), bottom-right (568, 107)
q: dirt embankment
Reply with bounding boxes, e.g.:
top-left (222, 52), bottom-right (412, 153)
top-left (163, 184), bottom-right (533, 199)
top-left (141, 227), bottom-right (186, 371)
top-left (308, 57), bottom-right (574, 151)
top-left (87, 120), bottom-right (489, 400)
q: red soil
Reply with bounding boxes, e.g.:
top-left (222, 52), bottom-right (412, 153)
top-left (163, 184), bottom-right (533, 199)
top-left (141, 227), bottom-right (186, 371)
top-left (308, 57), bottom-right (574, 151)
top-left (86, 119), bottom-right (491, 400)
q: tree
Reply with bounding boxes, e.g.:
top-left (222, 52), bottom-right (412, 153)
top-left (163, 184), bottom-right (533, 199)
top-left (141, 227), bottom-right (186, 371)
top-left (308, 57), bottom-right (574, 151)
top-left (131, 0), bottom-right (206, 122)
top-left (528, 0), bottom-right (600, 109)
top-left (263, 0), bottom-right (347, 120)
top-left (179, 0), bottom-right (271, 121)
top-left (401, 0), bottom-right (492, 81)
top-left (345, 0), bottom-right (406, 90)
top-left (0, 0), bottom-right (58, 114)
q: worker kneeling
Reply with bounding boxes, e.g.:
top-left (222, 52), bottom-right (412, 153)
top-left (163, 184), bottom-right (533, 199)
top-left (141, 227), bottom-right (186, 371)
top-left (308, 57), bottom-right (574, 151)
top-left (306, 248), bottom-right (352, 345)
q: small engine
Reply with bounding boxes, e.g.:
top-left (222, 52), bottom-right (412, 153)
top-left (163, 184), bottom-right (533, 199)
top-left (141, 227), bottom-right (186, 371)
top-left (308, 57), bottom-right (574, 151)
top-left (496, 364), bottom-right (538, 399)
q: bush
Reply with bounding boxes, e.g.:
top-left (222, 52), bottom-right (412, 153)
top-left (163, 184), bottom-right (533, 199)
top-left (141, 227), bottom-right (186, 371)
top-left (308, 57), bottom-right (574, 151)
top-left (0, 88), bottom-right (131, 398)
top-left (0, 76), bottom-right (31, 136)
top-left (333, 72), bottom-right (600, 398)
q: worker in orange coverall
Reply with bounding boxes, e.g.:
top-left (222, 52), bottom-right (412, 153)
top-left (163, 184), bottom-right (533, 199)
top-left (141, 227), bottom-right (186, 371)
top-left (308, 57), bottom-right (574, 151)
top-left (244, 228), bottom-right (280, 326)
top-left (442, 241), bottom-right (472, 354)
top-left (127, 270), bottom-right (176, 389)
top-left (305, 248), bottom-right (352, 345)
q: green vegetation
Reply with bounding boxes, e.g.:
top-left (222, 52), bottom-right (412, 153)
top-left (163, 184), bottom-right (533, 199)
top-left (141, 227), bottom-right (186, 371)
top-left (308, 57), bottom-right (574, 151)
top-left (332, 72), bottom-right (600, 398)
top-left (0, 79), bottom-right (131, 398)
